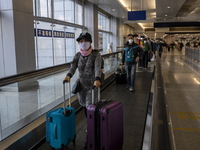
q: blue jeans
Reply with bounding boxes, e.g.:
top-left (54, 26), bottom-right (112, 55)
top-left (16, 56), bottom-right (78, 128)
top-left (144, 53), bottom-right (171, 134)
top-left (125, 63), bottom-right (136, 88)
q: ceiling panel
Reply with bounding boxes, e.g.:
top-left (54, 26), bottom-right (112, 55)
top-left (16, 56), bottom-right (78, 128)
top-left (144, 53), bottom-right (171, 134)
top-left (87, 0), bottom-right (200, 38)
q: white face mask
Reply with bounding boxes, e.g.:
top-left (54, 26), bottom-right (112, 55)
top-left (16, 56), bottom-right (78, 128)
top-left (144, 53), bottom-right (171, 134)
top-left (128, 39), bottom-right (133, 44)
top-left (79, 42), bottom-right (91, 50)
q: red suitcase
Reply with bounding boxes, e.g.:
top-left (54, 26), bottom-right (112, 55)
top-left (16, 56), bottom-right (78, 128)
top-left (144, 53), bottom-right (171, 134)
top-left (87, 87), bottom-right (123, 150)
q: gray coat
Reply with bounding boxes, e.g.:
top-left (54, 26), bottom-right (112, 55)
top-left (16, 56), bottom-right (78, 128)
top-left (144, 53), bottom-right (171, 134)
top-left (67, 50), bottom-right (102, 107)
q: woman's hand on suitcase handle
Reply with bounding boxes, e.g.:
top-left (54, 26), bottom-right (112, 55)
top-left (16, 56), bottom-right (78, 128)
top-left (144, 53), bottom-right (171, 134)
top-left (63, 76), bottom-right (71, 83)
top-left (94, 80), bottom-right (101, 88)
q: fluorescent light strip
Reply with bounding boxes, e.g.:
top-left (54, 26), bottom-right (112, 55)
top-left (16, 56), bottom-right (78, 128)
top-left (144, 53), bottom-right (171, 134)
top-left (193, 78), bottom-right (200, 85)
top-left (143, 33), bottom-right (147, 37)
top-left (138, 23), bottom-right (144, 29)
top-left (118, 0), bottom-right (131, 11)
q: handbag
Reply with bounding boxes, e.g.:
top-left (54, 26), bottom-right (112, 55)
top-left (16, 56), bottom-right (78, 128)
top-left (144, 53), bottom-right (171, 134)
top-left (72, 79), bottom-right (81, 94)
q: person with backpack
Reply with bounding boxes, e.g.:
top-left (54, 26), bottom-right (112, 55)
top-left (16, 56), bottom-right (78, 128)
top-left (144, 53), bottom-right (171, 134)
top-left (142, 38), bottom-right (150, 69)
top-left (122, 34), bottom-right (142, 92)
top-left (157, 40), bottom-right (164, 58)
top-left (63, 32), bottom-right (102, 149)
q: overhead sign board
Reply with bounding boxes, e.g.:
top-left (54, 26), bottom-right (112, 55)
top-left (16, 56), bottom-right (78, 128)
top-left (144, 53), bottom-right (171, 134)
top-left (128, 10), bottom-right (146, 20)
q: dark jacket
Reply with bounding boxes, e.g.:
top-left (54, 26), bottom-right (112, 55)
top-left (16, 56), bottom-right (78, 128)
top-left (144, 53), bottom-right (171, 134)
top-left (142, 43), bottom-right (150, 52)
top-left (122, 42), bottom-right (142, 64)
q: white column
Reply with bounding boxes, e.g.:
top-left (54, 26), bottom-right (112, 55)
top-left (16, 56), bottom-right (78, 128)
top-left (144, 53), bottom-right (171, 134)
top-left (0, 0), bottom-right (36, 77)
top-left (0, 0), bottom-right (37, 90)
top-left (0, 11), bottom-right (5, 78)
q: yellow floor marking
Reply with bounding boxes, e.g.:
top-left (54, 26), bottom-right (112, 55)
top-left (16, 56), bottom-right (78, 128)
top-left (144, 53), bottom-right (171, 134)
top-left (173, 128), bottom-right (200, 131)
top-left (171, 112), bottom-right (200, 115)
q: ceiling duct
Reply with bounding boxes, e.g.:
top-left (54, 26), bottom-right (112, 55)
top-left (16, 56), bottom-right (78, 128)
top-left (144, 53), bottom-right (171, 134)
top-left (154, 22), bottom-right (200, 28)
top-left (155, 28), bottom-right (169, 32)
top-left (145, 28), bottom-right (155, 32)
top-left (170, 27), bottom-right (200, 31)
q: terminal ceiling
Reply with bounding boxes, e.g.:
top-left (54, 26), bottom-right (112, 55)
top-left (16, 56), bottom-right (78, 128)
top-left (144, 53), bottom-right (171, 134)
top-left (87, 0), bottom-right (200, 39)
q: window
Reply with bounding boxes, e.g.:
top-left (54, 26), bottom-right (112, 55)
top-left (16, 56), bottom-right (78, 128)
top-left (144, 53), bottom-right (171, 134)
top-left (54, 0), bottom-right (65, 20)
top-left (34, 21), bottom-right (53, 69)
top-left (75, 1), bottom-right (83, 25)
top-left (98, 12), bottom-right (112, 53)
top-left (34, 0), bottom-right (83, 25)
top-left (0, 11), bottom-right (4, 78)
top-left (98, 32), bottom-right (111, 53)
top-left (33, 0), bottom-right (84, 69)
top-left (98, 12), bottom-right (110, 31)
top-left (34, 0), bottom-right (52, 17)
top-left (34, 21), bottom-right (83, 69)
top-left (53, 24), bottom-right (65, 65)
top-left (65, 26), bottom-right (76, 62)
top-left (64, 0), bottom-right (74, 23)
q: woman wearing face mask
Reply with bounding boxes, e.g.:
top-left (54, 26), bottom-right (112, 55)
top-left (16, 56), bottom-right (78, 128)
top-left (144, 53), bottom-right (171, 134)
top-left (122, 34), bottom-right (142, 92)
top-left (64, 32), bottom-right (101, 114)
top-left (64, 32), bottom-right (101, 149)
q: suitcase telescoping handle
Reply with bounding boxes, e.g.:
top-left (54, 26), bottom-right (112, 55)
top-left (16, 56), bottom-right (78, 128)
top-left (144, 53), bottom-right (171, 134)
top-left (92, 86), bottom-right (100, 105)
top-left (63, 81), bottom-right (71, 115)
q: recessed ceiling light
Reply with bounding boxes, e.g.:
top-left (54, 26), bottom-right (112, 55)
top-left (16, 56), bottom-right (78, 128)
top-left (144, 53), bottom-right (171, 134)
top-left (167, 6), bottom-right (171, 8)
top-left (122, 16), bottom-right (125, 18)
top-left (112, 9), bottom-right (116, 11)
top-left (164, 19), bottom-right (166, 20)
top-left (165, 14), bottom-right (168, 16)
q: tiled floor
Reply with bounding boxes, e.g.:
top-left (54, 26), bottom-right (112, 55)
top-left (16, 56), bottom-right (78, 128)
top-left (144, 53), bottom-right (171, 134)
top-left (161, 49), bottom-right (200, 150)
top-left (36, 64), bottom-right (155, 150)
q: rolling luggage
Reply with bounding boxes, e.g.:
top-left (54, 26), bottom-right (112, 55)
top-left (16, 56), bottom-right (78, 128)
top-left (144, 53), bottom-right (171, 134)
top-left (87, 87), bottom-right (123, 150)
top-left (46, 82), bottom-right (76, 149)
top-left (115, 65), bottom-right (127, 84)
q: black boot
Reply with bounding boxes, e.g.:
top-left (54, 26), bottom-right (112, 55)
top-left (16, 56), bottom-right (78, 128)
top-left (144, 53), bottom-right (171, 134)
top-left (84, 142), bottom-right (87, 149)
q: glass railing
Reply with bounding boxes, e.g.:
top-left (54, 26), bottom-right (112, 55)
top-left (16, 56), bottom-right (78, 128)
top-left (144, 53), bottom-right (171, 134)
top-left (185, 47), bottom-right (200, 62)
top-left (0, 51), bottom-right (122, 141)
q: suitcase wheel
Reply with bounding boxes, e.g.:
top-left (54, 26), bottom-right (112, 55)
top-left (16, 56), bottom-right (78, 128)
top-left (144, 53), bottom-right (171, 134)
top-left (54, 144), bottom-right (64, 150)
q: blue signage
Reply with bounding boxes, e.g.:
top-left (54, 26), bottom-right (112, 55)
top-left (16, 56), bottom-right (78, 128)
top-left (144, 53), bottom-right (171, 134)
top-left (34, 29), bottom-right (75, 38)
top-left (128, 10), bottom-right (146, 20)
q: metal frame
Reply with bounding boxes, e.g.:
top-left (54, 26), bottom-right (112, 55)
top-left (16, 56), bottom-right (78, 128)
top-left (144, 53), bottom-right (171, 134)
top-left (142, 65), bottom-right (155, 150)
top-left (0, 4), bottom-right (4, 141)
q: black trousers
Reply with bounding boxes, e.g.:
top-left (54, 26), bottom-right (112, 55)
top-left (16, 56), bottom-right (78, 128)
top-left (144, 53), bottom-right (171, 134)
top-left (142, 52), bottom-right (149, 68)
top-left (84, 107), bottom-right (87, 117)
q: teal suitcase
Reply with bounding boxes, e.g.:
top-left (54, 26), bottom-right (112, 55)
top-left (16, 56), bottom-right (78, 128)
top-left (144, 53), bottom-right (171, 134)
top-left (46, 82), bottom-right (76, 149)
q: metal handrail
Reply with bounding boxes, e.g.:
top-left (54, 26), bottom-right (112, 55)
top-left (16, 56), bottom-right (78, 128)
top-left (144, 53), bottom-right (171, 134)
top-left (101, 51), bottom-right (123, 57)
top-left (0, 63), bottom-right (70, 87)
top-left (0, 51), bottom-right (123, 87)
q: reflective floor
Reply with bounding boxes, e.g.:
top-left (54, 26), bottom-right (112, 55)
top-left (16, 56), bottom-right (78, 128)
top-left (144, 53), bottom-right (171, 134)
top-left (35, 62), bottom-right (155, 150)
top-left (161, 49), bottom-right (200, 150)
top-left (0, 55), bottom-right (120, 140)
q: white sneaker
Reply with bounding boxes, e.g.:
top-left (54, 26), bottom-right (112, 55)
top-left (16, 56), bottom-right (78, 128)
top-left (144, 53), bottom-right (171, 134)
top-left (129, 88), bottom-right (135, 92)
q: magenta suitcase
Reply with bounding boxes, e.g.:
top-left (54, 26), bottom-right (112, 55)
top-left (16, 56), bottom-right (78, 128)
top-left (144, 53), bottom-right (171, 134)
top-left (87, 88), bottom-right (123, 150)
